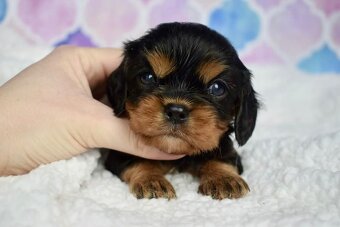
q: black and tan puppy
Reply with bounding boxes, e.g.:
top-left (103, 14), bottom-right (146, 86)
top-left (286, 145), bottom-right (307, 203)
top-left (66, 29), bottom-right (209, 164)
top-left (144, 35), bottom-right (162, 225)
top-left (104, 22), bottom-right (258, 200)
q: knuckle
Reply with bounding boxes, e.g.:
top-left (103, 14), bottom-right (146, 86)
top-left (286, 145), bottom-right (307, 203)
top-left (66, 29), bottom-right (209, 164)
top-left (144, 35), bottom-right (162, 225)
top-left (52, 46), bottom-right (88, 61)
top-left (54, 45), bottom-right (78, 54)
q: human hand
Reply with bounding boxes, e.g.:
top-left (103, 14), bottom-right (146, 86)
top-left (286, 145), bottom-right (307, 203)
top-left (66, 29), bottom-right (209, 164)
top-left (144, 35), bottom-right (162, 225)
top-left (0, 46), bottom-right (183, 176)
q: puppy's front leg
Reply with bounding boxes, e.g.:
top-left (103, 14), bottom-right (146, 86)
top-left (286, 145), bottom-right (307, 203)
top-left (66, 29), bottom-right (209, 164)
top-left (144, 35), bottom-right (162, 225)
top-left (198, 160), bottom-right (249, 200)
top-left (121, 161), bottom-right (176, 199)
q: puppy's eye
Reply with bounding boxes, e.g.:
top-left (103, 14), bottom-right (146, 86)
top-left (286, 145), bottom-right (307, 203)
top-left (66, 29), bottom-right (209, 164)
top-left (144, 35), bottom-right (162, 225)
top-left (140, 73), bottom-right (157, 85)
top-left (208, 80), bottom-right (227, 97)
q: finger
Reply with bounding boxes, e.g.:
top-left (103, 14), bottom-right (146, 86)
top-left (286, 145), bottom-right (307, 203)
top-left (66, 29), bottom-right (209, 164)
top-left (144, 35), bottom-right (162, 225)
top-left (76, 47), bottom-right (123, 88)
top-left (50, 46), bottom-right (123, 92)
top-left (81, 101), bottom-right (184, 160)
top-left (132, 143), bottom-right (186, 160)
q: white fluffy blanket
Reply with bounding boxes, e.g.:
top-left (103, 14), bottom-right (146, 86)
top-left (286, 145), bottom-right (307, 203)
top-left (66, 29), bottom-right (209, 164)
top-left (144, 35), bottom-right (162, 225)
top-left (1, 47), bottom-right (340, 227)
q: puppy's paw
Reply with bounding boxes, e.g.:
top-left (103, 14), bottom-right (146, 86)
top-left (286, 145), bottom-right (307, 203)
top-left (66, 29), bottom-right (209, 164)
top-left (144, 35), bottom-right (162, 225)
top-left (198, 174), bottom-right (249, 200)
top-left (130, 175), bottom-right (176, 200)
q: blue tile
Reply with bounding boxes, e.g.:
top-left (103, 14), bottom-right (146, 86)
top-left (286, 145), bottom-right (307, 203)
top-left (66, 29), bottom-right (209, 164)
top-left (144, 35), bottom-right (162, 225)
top-left (55, 29), bottom-right (96, 47)
top-left (298, 45), bottom-right (340, 74)
top-left (209, 0), bottom-right (260, 50)
top-left (0, 0), bottom-right (7, 23)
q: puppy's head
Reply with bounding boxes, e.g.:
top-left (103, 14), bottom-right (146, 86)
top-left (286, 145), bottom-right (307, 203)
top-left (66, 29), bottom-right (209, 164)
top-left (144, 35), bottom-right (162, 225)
top-left (108, 22), bottom-right (258, 155)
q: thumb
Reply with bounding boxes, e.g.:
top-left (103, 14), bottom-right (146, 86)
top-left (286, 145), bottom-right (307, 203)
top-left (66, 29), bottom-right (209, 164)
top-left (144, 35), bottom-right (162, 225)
top-left (84, 101), bottom-right (184, 160)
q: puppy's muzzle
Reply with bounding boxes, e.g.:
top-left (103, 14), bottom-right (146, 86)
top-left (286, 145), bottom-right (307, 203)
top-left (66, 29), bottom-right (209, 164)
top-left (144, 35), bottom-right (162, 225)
top-left (164, 104), bottom-right (189, 124)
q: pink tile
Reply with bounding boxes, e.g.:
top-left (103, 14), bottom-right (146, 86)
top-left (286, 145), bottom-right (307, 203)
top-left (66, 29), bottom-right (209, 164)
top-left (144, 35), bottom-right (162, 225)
top-left (268, 0), bottom-right (322, 60)
top-left (254, 0), bottom-right (284, 11)
top-left (84, 0), bottom-right (139, 46)
top-left (314, 0), bottom-right (340, 17)
top-left (18, 0), bottom-right (77, 43)
top-left (148, 0), bottom-right (200, 27)
top-left (241, 42), bottom-right (283, 64)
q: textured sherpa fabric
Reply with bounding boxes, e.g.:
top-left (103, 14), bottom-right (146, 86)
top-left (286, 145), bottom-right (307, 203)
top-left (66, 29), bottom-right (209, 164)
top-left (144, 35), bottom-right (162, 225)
top-left (0, 47), bottom-right (339, 227)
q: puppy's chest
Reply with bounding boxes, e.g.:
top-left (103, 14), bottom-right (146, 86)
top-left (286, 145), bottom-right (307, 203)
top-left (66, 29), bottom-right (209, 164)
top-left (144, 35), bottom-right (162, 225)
top-left (162, 154), bottom-right (219, 174)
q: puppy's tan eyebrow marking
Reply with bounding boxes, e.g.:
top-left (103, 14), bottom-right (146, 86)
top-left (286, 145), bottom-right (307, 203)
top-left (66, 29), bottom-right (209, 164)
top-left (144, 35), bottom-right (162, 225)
top-left (162, 97), bottom-right (193, 109)
top-left (146, 50), bottom-right (175, 78)
top-left (197, 60), bottom-right (228, 84)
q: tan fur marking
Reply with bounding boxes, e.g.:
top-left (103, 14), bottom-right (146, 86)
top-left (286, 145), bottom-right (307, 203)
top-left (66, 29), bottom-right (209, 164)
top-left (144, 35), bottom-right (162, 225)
top-left (198, 160), bottom-right (249, 200)
top-left (146, 50), bottom-right (175, 78)
top-left (199, 160), bottom-right (238, 176)
top-left (197, 60), bottom-right (228, 84)
top-left (121, 161), bottom-right (175, 199)
top-left (126, 96), bottom-right (229, 155)
top-left (162, 97), bottom-right (193, 109)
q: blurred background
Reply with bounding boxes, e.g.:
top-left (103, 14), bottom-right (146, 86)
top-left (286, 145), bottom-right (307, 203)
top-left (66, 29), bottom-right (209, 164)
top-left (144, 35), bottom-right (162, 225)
top-left (0, 0), bottom-right (339, 75)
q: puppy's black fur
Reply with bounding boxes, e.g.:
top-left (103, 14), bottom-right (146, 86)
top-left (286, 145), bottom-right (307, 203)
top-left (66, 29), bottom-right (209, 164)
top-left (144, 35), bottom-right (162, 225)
top-left (104, 22), bottom-right (258, 200)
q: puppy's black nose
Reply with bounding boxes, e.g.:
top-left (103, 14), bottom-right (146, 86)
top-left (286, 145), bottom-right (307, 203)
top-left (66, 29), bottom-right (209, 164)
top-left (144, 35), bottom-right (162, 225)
top-left (164, 104), bottom-right (189, 124)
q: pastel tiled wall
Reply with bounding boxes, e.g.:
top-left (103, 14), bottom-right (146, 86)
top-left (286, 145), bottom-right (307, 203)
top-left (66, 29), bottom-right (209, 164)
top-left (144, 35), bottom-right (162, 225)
top-left (0, 0), bottom-right (339, 74)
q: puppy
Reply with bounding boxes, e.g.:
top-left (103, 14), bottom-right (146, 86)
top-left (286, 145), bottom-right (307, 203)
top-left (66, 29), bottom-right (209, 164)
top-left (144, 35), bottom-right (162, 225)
top-left (104, 22), bottom-right (259, 200)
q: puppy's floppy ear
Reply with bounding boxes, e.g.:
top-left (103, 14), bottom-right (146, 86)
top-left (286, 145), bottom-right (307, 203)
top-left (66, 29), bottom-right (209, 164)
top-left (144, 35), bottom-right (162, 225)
top-left (107, 60), bottom-right (127, 117)
top-left (235, 71), bottom-right (259, 146)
